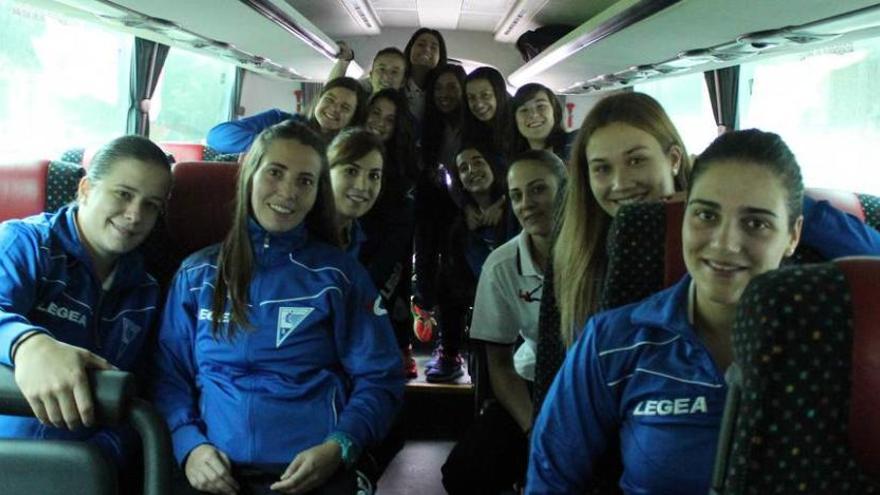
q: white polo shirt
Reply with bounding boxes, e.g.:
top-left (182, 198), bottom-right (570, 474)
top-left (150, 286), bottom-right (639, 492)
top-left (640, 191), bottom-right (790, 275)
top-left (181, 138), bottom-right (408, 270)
top-left (469, 231), bottom-right (543, 381)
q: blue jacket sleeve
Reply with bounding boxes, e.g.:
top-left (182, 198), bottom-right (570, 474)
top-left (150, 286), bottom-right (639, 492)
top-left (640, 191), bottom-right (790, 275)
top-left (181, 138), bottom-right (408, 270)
top-left (801, 196), bottom-right (880, 259)
top-left (0, 222), bottom-right (51, 367)
top-left (206, 109), bottom-right (296, 154)
top-left (152, 266), bottom-right (209, 465)
top-left (331, 261), bottom-right (405, 453)
top-left (527, 317), bottom-right (619, 494)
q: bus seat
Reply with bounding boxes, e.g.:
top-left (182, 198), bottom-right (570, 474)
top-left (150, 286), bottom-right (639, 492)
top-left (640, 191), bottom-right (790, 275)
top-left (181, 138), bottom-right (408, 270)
top-left (840, 258), bottom-right (880, 480)
top-left (140, 161), bottom-right (239, 289)
top-left (710, 258), bottom-right (880, 493)
top-left (159, 142), bottom-right (206, 163)
top-left (166, 161), bottom-right (239, 255)
top-left (0, 160), bottom-right (83, 222)
top-left (600, 200), bottom-right (685, 312)
top-left (203, 146), bottom-right (242, 162)
top-left (0, 367), bottom-right (172, 495)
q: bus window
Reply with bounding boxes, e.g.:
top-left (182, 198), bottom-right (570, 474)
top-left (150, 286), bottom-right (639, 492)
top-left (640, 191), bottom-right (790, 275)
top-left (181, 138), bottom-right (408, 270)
top-left (739, 35), bottom-right (880, 194)
top-left (634, 71), bottom-right (718, 156)
top-left (0, 1), bottom-right (130, 160)
top-left (148, 48), bottom-right (237, 142)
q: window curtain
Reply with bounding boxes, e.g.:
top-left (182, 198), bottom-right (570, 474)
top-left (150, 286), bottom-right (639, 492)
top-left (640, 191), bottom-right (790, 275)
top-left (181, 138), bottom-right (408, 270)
top-left (128, 37), bottom-right (170, 136)
top-left (704, 66), bottom-right (739, 134)
top-left (228, 67), bottom-right (245, 120)
top-left (301, 82), bottom-right (323, 115)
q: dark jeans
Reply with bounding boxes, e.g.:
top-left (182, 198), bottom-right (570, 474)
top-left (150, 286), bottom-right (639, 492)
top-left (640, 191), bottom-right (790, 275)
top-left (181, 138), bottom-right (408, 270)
top-left (172, 464), bottom-right (357, 495)
top-left (441, 401), bottom-right (528, 494)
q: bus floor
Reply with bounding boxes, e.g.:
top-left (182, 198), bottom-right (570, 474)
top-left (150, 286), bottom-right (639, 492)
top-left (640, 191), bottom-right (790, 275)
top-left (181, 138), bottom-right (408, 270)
top-left (376, 344), bottom-right (474, 494)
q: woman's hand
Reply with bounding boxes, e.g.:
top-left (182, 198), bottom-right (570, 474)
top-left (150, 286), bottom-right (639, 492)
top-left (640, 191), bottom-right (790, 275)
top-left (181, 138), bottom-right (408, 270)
top-left (336, 41), bottom-right (354, 62)
top-left (13, 333), bottom-right (116, 430)
top-left (481, 194), bottom-right (507, 227)
top-left (270, 440), bottom-right (342, 494)
top-left (184, 444), bottom-right (240, 495)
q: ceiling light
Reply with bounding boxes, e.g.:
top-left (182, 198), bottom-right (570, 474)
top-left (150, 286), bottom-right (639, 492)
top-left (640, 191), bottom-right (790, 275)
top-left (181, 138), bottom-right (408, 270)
top-left (337, 0), bottom-right (381, 34)
top-left (495, 0), bottom-right (550, 42)
top-left (417, 0), bottom-right (463, 30)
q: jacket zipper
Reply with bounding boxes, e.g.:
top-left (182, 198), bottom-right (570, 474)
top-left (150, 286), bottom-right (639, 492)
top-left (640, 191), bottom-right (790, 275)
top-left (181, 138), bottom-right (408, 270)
top-left (92, 290), bottom-right (105, 350)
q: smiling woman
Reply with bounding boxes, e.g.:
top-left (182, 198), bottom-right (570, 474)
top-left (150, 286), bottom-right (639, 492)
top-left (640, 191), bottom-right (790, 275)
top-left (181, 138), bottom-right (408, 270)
top-left (0, 135), bottom-right (171, 469)
top-left (153, 119), bottom-right (404, 495)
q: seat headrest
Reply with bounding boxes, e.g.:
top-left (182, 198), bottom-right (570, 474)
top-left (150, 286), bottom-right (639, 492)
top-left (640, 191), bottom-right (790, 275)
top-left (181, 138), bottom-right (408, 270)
top-left (166, 161), bottom-right (239, 256)
top-left (160, 143), bottom-right (206, 163)
top-left (838, 257), bottom-right (880, 479)
top-left (0, 161), bottom-right (51, 222)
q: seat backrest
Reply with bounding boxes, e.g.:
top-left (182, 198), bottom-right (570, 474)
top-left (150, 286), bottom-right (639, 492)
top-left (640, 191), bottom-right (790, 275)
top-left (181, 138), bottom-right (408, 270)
top-left (0, 161), bottom-right (83, 222)
top-left (159, 142), bottom-right (206, 163)
top-left (141, 161), bottom-right (239, 288)
top-left (0, 368), bottom-right (172, 495)
top-left (601, 200), bottom-right (684, 311)
top-left (166, 161), bottom-right (239, 255)
top-left (712, 259), bottom-right (880, 493)
top-left (839, 258), bottom-right (880, 480)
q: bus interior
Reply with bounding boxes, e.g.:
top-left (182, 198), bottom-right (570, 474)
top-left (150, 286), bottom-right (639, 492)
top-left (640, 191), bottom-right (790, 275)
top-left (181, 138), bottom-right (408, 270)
top-left (2, 0), bottom-right (880, 493)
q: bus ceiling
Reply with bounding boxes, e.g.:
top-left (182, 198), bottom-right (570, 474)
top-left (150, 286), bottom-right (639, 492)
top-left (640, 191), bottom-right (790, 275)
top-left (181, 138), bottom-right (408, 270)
top-left (35, 0), bottom-right (880, 92)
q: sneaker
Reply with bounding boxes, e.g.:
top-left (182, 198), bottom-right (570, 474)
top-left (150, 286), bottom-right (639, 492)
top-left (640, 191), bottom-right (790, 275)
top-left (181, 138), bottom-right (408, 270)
top-left (425, 350), bottom-right (464, 383)
top-left (355, 469), bottom-right (374, 495)
top-left (402, 346), bottom-right (418, 379)
top-left (411, 302), bottom-right (435, 343)
top-left (424, 344), bottom-right (443, 371)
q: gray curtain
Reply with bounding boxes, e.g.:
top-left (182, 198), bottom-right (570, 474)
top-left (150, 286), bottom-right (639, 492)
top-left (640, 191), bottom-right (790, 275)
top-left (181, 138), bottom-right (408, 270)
top-left (228, 67), bottom-right (245, 120)
top-left (704, 66), bottom-right (739, 133)
top-left (128, 37), bottom-right (170, 136)
top-left (301, 82), bottom-right (323, 115)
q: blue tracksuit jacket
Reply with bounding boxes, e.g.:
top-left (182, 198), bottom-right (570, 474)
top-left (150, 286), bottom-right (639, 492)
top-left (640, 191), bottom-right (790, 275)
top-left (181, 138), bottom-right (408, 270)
top-left (154, 218), bottom-right (404, 466)
top-left (528, 276), bottom-right (724, 494)
top-left (206, 109), bottom-right (305, 154)
top-left (802, 196), bottom-right (880, 258)
top-left (0, 205), bottom-right (160, 464)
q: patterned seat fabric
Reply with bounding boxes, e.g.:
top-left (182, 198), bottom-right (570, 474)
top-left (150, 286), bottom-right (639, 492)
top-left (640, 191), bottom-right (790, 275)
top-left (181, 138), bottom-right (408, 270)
top-left (600, 202), bottom-right (668, 311)
top-left (46, 161), bottom-right (84, 212)
top-left (721, 263), bottom-right (880, 493)
top-left (858, 193), bottom-right (880, 230)
top-left (203, 146), bottom-right (240, 162)
top-left (59, 148), bottom-right (85, 165)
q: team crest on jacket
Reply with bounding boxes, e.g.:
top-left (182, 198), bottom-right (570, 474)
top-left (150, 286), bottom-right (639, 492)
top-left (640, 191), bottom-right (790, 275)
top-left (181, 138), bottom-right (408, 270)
top-left (114, 318), bottom-right (143, 361)
top-left (277, 307), bottom-right (314, 347)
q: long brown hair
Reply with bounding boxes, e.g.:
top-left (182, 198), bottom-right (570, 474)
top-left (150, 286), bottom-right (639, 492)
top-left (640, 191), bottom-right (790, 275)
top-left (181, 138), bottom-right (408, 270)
top-left (210, 120), bottom-right (340, 338)
top-left (554, 92), bottom-right (689, 346)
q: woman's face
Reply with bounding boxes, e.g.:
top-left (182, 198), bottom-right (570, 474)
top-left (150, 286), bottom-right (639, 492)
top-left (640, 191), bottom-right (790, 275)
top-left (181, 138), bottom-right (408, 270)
top-left (586, 122), bottom-right (681, 216)
top-left (508, 160), bottom-right (561, 238)
top-left (314, 87), bottom-right (358, 132)
top-left (365, 98), bottom-right (397, 143)
top-left (370, 53), bottom-right (406, 91)
top-left (410, 33), bottom-right (441, 69)
top-left (330, 149), bottom-right (384, 221)
top-left (466, 79), bottom-right (497, 122)
top-left (250, 138), bottom-right (322, 233)
top-left (455, 148), bottom-right (494, 195)
top-left (683, 160), bottom-right (802, 308)
top-left (434, 72), bottom-right (462, 114)
top-left (515, 91), bottom-right (555, 144)
top-left (77, 159), bottom-right (171, 266)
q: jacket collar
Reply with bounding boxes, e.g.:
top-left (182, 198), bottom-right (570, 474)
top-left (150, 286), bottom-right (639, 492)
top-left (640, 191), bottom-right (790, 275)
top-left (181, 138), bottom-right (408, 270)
top-left (629, 274), bottom-right (696, 338)
top-left (247, 216), bottom-right (308, 263)
top-left (515, 232), bottom-right (542, 279)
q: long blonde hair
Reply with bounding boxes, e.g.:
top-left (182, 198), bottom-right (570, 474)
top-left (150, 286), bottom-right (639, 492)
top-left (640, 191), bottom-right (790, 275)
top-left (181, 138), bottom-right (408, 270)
top-left (210, 120), bottom-right (340, 338)
top-left (554, 92), bottom-right (689, 346)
